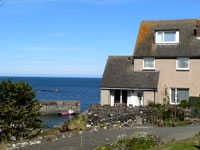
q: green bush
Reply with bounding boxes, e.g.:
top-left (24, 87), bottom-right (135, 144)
top-left (189, 96), bottom-right (200, 107)
top-left (177, 121), bottom-right (187, 126)
top-left (178, 100), bottom-right (189, 108)
top-left (93, 132), bottom-right (157, 150)
top-left (147, 101), bottom-right (162, 109)
top-left (159, 105), bottom-right (185, 122)
top-left (0, 79), bottom-right (42, 141)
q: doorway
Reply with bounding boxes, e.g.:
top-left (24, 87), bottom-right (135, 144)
top-left (113, 90), bottom-right (128, 105)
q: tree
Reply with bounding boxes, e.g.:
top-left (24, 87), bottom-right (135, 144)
top-left (0, 79), bottom-right (42, 141)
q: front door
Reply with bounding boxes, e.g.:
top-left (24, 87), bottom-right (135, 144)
top-left (122, 90), bottom-right (128, 104)
top-left (131, 91), bottom-right (143, 106)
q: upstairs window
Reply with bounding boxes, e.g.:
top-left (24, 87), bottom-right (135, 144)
top-left (155, 31), bottom-right (179, 44)
top-left (176, 58), bottom-right (189, 70)
top-left (143, 58), bottom-right (155, 70)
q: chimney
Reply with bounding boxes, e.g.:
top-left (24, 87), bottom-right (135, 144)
top-left (196, 20), bottom-right (200, 39)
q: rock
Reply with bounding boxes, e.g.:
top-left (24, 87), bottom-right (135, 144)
top-left (20, 142), bottom-right (29, 147)
top-left (104, 126), bottom-right (107, 130)
top-left (11, 136), bottom-right (16, 141)
top-left (35, 141), bottom-right (41, 144)
top-left (126, 119), bottom-right (134, 127)
top-left (12, 144), bottom-right (17, 148)
top-left (57, 133), bottom-right (62, 138)
top-left (135, 116), bottom-right (143, 126)
top-left (93, 127), bottom-right (98, 132)
top-left (185, 119), bottom-right (193, 124)
top-left (172, 122), bottom-right (177, 127)
top-left (29, 141), bottom-right (35, 145)
top-left (113, 124), bottom-right (117, 128)
top-left (79, 131), bottom-right (83, 135)
top-left (86, 124), bottom-right (92, 128)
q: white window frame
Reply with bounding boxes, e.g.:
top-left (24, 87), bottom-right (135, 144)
top-left (143, 57), bottom-right (155, 70)
top-left (112, 90), bottom-right (128, 105)
top-left (170, 88), bottom-right (189, 105)
top-left (155, 31), bottom-right (179, 44)
top-left (176, 58), bottom-right (190, 71)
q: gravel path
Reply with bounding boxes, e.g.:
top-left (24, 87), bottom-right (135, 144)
top-left (19, 124), bottom-right (200, 150)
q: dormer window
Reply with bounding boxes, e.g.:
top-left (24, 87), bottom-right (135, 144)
top-left (155, 31), bottom-right (179, 44)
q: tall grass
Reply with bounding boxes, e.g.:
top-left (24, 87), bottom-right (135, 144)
top-left (60, 114), bottom-right (88, 132)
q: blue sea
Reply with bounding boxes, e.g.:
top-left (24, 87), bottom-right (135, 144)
top-left (0, 77), bottom-right (101, 127)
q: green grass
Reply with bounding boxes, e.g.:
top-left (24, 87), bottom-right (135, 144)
top-left (155, 137), bottom-right (200, 150)
top-left (60, 113), bottom-right (88, 132)
top-left (68, 114), bottom-right (88, 131)
top-left (0, 143), bottom-right (5, 150)
top-left (39, 128), bottom-right (60, 136)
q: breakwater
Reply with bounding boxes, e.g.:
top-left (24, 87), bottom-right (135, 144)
top-left (40, 100), bottom-right (81, 115)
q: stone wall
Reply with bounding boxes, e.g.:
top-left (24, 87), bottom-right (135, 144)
top-left (88, 104), bottom-right (161, 126)
top-left (40, 100), bottom-right (81, 115)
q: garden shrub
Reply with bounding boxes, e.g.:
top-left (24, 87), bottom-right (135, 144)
top-left (178, 100), bottom-right (189, 109)
top-left (93, 132), bottom-right (157, 150)
top-left (147, 101), bottom-right (162, 109)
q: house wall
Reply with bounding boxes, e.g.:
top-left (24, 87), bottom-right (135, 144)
top-left (100, 90), bottom-right (111, 105)
top-left (134, 58), bottom-right (200, 104)
top-left (143, 91), bottom-right (156, 105)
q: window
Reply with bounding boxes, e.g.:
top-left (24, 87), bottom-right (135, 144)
top-left (143, 58), bottom-right (155, 70)
top-left (155, 31), bottom-right (179, 44)
top-left (176, 58), bottom-right (189, 70)
top-left (114, 90), bottom-right (128, 104)
top-left (170, 88), bottom-right (189, 104)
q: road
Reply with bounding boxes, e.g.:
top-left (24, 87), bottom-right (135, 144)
top-left (19, 124), bottom-right (200, 150)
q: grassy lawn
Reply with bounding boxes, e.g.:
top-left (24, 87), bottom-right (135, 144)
top-left (155, 137), bottom-right (200, 150)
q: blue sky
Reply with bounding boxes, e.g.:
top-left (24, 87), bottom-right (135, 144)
top-left (0, 0), bottom-right (199, 77)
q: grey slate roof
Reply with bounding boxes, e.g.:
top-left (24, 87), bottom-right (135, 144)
top-left (134, 19), bottom-right (200, 58)
top-left (100, 56), bottom-right (159, 89)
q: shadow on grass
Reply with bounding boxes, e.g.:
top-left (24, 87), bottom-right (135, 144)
top-left (193, 145), bottom-right (200, 150)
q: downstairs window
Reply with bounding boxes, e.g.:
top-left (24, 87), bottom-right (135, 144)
top-left (170, 88), bottom-right (189, 104)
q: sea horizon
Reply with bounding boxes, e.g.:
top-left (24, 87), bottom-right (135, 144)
top-left (0, 75), bottom-right (102, 79)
